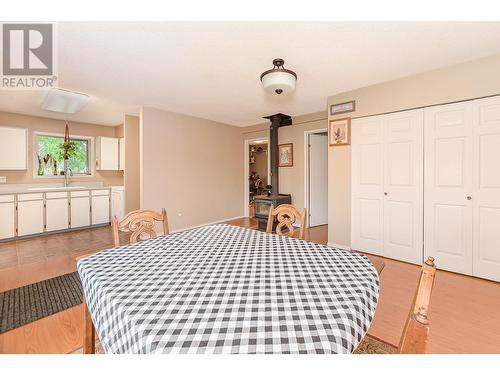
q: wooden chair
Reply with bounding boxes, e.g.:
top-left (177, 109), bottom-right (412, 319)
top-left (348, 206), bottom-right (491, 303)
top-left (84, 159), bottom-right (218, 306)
top-left (112, 208), bottom-right (170, 247)
top-left (266, 204), bottom-right (307, 241)
top-left (398, 256), bottom-right (437, 353)
top-left (354, 256), bottom-right (436, 354)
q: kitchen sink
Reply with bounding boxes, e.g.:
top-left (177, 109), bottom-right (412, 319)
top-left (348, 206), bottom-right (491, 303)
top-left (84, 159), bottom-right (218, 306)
top-left (27, 186), bottom-right (85, 191)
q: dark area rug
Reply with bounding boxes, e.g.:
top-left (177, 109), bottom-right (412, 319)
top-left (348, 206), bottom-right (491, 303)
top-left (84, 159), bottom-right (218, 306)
top-left (0, 272), bottom-right (82, 334)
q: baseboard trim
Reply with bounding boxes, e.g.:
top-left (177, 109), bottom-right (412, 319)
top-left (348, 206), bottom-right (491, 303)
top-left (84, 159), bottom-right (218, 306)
top-left (170, 216), bottom-right (246, 234)
top-left (327, 242), bottom-right (352, 251)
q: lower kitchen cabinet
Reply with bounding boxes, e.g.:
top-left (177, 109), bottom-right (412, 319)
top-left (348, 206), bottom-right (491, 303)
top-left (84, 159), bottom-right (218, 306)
top-left (70, 191), bottom-right (91, 228)
top-left (91, 190), bottom-right (110, 225)
top-left (46, 192), bottom-right (69, 232)
top-left (0, 188), bottom-right (112, 240)
top-left (0, 195), bottom-right (15, 240)
top-left (18, 194), bottom-right (44, 236)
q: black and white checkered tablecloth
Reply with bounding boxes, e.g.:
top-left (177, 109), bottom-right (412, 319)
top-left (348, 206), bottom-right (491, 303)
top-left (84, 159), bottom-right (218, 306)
top-left (77, 224), bottom-right (379, 354)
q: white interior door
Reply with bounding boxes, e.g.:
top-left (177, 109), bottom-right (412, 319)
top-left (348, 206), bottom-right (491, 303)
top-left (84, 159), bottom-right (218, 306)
top-left (351, 115), bottom-right (384, 255)
top-left (472, 96), bottom-right (500, 282)
top-left (308, 133), bottom-right (328, 226)
top-left (383, 109), bottom-right (424, 264)
top-left (424, 102), bottom-right (474, 274)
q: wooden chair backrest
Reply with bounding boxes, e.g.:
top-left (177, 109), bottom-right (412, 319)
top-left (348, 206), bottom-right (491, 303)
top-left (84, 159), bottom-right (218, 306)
top-left (112, 208), bottom-right (169, 247)
top-left (398, 256), bottom-right (436, 354)
top-left (266, 204), bottom-right (307, 241)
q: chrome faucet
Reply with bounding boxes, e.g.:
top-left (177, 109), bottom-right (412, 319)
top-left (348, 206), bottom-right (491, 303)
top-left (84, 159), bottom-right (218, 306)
top-left (64, 163), bottom-right (73, 187)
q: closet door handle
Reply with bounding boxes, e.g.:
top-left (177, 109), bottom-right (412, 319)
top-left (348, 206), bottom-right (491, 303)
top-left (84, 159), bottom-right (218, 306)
top-left (466, 196), bottom-right (472, 200)
top-left (384, 192), bottom-right (388, 196)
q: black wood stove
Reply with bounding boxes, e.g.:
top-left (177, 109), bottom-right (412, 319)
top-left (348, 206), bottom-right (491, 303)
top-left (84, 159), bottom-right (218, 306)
top-left (254, 113), bottom-right (293, 231)
top-left (254, 194), bottom-right (292, 231)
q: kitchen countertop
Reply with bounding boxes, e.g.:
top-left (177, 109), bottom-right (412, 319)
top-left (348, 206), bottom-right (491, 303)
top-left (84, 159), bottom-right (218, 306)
top-left (0, 184), bottom-right (122, 195)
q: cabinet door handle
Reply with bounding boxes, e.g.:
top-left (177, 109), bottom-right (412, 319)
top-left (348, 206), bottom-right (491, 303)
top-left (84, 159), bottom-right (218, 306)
top-left (467, 196), bottom-right (472, 200)
top-left (384, 192), bottom-right (388, 196)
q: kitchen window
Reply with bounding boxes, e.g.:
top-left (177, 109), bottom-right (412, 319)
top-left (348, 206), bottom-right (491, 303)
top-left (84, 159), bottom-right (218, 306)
top-left (35, 133), bottom-right (92, 177)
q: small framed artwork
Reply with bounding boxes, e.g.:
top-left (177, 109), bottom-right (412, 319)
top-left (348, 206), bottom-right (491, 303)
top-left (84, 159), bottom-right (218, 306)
top-left (329, 118), bottom-right (351, 146)
top-left (330, 100), bottom-right (355, 115)
top-left (278, 143), bottom-right (293, 167)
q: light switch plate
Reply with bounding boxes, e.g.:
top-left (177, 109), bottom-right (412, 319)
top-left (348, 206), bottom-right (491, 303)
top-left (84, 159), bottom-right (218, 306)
top-left (0, 176), bottom-right (6, 183)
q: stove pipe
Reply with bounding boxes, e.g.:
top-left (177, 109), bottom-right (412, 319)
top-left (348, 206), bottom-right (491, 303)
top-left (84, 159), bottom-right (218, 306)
top-left (263, 113), bottom-right (292, 197)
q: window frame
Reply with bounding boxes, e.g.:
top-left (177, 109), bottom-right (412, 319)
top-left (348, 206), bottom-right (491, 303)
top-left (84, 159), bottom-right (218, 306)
top-left (32, 131), bottom-right (95, 179)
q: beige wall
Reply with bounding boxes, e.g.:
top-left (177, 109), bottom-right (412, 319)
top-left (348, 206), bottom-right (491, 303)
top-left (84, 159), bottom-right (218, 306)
top-left (124, 115), bottom-right (140, 213)
top-left (243, 112), bottom-right (327, 212)
top-left (140, 106), bottom-right (244, 231)
top-left (0, 111), bottom-right (124, 186)
top-left (115, 123), bottom-right (124, 138)
top-left (327, 53), bottom-right (500, 247)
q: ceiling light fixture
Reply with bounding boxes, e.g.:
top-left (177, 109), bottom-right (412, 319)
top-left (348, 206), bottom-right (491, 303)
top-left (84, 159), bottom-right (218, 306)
top-left (41, 88), bottom-right (90, 114)
top-left (260, 58), bottom-right (297, 95)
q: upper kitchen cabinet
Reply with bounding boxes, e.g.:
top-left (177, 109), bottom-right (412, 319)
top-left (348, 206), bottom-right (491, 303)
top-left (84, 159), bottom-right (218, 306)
top-left (96, 136), bottom-right (119, 170)
top-left (119, 137), bottom-right (125, 171)
top-left (0, 126), bottom-right (27, 170)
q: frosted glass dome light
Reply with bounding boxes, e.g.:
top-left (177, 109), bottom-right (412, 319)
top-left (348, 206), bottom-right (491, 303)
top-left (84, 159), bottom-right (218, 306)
top-left (260, 59), bottom-right (297, 95)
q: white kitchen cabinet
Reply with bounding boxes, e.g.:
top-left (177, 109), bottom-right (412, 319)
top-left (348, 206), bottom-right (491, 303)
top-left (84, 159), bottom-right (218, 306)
top-left (351, 109), bottom-right (424, 265)
top-left (70, 191), bottom-right (90, 228)
top-left (0, 126), bottom-right (27, 170)
top-left (91, 190), bottom-right (110, 225)
top-left (17, 193), bottom-right (44, 236)
top-left (119, 137), bottom-right (125, 171)
top-left (96, 136), bottom-right (119, 170)
top-left (111, 186), bottom-right (125, 220)
top-left (45, 192), bottom-right (69, 232)
top-left (0, 195), bottom-right (15, 240)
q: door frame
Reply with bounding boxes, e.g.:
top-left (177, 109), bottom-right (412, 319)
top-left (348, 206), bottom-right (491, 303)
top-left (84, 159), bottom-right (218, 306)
top-left (243, 137), bottom-right (270, 217)
top-left (304, 128), bottom-right (328, 228)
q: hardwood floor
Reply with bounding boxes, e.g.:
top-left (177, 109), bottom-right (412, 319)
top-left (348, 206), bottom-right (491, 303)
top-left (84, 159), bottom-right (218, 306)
top-left (0, 219), bottom-right (499, 354)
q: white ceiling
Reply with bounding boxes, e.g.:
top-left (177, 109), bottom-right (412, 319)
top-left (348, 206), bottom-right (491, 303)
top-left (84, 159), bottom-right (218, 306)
top-left (2, 22), bottom-right (500, 127)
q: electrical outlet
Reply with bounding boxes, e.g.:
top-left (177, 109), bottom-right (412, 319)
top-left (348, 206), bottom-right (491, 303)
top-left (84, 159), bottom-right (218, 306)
top-left (0, 176), bottom-right (6, 184)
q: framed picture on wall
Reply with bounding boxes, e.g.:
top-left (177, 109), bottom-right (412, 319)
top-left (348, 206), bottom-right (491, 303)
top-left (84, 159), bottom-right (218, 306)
top-left (329, 118), bottom-right (351, 146)
top-left (330, 100), bottom-right (355, 115)
top-left (278, 143), bottom-right (293, 167)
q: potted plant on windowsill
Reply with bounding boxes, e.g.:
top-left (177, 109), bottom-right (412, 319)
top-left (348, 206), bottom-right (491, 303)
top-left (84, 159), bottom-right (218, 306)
top-left (37, 153), bottom-right (53, 176)
top-left (59, 123), bottom-right (77, 176)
